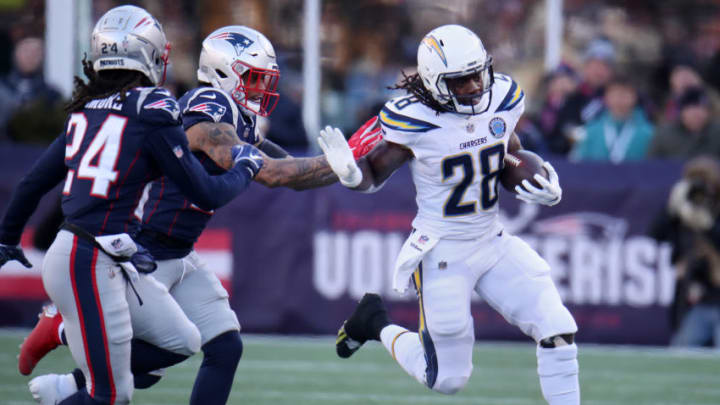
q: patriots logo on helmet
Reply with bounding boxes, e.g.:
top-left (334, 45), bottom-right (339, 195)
top-left (188, 102), bottom-right (227, 123)
top-left (144, 98), bottom-right (180, 119)
top-left (209, 32), bottom-right (254, 56)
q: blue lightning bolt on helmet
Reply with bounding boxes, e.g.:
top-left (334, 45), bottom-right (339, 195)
top-left (417, 24), bottom-right (494, 115)
top-left (90, 5), bottom-right (171, 86)
top-left (197, 26), bottom-right (280, 117)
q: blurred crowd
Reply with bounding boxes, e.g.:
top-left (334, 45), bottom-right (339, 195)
top-left (4, 0), bottom-right (720, 162)
top-left (2, 0), bottom-right (720, 346)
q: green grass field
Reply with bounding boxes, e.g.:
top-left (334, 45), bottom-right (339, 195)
top-left (0, 329), bottom-right (718, 405)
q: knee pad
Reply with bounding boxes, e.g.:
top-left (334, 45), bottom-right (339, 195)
top-left (537, 306), bottom-right (578, 343)
top-left (432, 375), bottom-right (469, 395)
top-left (203, 330), bottom-right (243, 365)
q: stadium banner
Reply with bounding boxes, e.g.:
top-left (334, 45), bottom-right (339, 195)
top-left (0, 145), bottom-right (683, 344)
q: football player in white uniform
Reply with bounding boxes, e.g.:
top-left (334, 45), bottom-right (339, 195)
top-left (321, 24), bottom-right (579, 405)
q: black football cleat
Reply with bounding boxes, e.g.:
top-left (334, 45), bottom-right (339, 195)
top-left (336, 293), bottom-right (390, 358)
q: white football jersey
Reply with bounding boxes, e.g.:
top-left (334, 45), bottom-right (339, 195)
top-left (379, 73), bottom-right (525, 239)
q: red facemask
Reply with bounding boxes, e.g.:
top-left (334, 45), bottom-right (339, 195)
top-left (230, 60), bottom-right (280, 117)
top-left (157, 42), bottom-right (171, 86)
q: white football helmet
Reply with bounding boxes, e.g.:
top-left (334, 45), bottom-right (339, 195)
top-left (197, 26), bottom-right (280, 117)
top-left (417, 24), bottom-right (494, 115)
top-left (90, 5), bottom-right (171, 86)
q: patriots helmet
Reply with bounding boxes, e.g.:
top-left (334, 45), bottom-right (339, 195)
top-left (197, 26), bottom-right (280, 117)
top-left (417, 24), bottom-right (494, 115)
top-left (91, 5), bottom-right (171, 86)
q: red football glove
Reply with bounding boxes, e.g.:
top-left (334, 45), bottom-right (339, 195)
top-left (348, 116), bottom-right (383, 160)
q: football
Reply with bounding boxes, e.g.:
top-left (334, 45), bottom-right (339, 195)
top-left (500, 149), bottom-right (548, 193)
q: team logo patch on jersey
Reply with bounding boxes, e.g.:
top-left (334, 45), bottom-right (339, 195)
top-left (209, 32), bottom-right (254, 56)
top-left (189, 102), bottom-right (227, 123)
top-left (144, 98), bottom-right (180, 119)
top-left (489, 117), bottom-right (506, 138)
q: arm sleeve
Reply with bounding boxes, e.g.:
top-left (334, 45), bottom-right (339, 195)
top-left (0, 135), bottom-right (67, 245)
top-left (145, 124), bottom-right (253, 211)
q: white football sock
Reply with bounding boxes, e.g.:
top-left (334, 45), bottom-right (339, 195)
top-left (380, 325), bottom-right (427, 386)
top-left (536, 343), bottom-right (580, 405)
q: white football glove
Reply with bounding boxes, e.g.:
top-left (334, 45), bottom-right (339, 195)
top-left (515, 161), bottom-right (562, 206)
top-left (318, 126), bottom-right (362, 188)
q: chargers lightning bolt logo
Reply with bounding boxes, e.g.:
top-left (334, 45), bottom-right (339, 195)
top-left (209, 32), bottom-right (254, 56)
top-left (422, 35), bottom-right (447, 67)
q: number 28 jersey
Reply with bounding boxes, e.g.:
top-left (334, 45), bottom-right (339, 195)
top-left (378, 73), bottom-right (524, 239)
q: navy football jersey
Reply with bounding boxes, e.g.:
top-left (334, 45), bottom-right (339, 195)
top-left (137, 86), bottom-right (259, 259)
top-left (0, 86), bottom-right (256, 245)
top-left (60, 87), bottom-right (181, 236)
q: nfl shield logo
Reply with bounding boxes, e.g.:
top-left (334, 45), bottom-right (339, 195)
top-left (466, 123), bottom-right (475, 133)
top-left (173, 145), bottom-right (184, 158)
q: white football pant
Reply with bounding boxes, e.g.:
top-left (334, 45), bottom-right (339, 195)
top-left (381, 231), bottom-right (579, 404)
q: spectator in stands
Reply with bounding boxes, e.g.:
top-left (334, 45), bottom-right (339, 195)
top-left (649, 87), bottom-right (720, 159)
top-left (649, 156), bottom-right (720, 347)
top-left (546, 38), bottom-right (615, 155)
top-left (571, 76), bottom-right (653, 163)
top-left (662, 65), bottom-right (703, 123)
top-left (536, 64), bottom-right (578, 140)
top-left (0, 37), bottom-right (63, 143)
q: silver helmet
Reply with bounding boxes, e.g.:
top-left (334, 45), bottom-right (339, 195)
top-left (90, 5), bottom-right (170, 86)
top-left (197, 26), bottom-right (280, 117)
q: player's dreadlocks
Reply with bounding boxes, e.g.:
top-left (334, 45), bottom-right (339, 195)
top-left (66, 56), bottom-right (153, 112)
top-left (388, 71), bottom-right (447, 114)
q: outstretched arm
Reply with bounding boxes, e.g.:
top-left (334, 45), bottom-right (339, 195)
top-left (186, 121), bottom-right (338, 190)
top-left (254, 155), bottom-right (338, 190)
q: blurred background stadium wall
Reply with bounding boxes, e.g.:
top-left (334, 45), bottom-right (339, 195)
top-left (1, 0), bottom-right (720, 349)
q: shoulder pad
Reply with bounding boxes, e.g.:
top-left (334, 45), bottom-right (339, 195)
top-left (135, 87), bottom-right (181, 125)
top-left (379, 99), bottom-right (440, 133)
top-left (179, 87), bottom-right (238, 129)
top-left (493, 73), bottom-right (524, 113)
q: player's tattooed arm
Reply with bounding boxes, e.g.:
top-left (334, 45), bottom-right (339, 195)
top-left (508, 132), bottom-right (523, 154)
top-left (186, 121), bottom-right (337, 189)
top-left (353, 140), bottom-right (413, 191)
top-left (186, 121), bottom-right (242, 170)
top-left (254, 154), bottom-right (339, 190)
